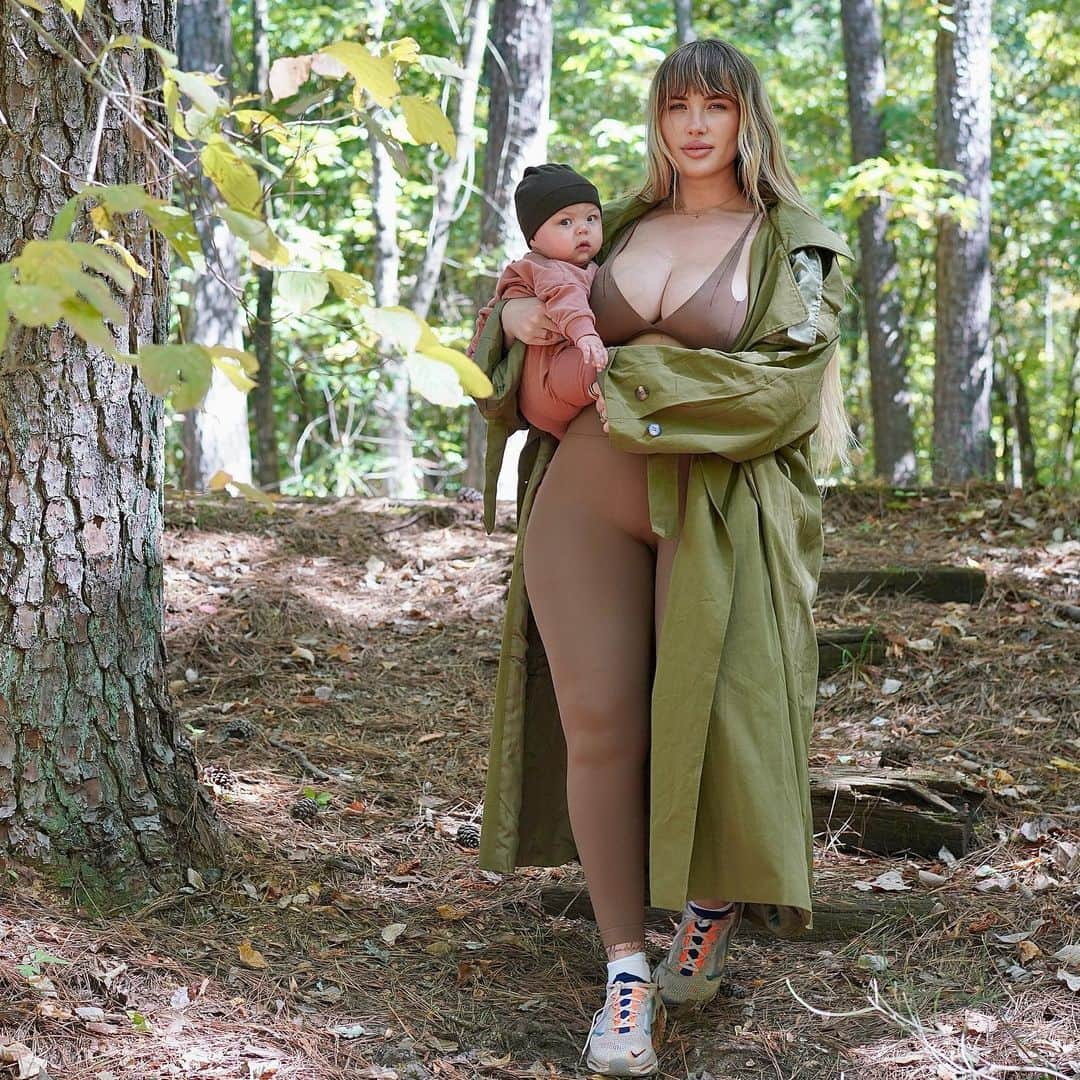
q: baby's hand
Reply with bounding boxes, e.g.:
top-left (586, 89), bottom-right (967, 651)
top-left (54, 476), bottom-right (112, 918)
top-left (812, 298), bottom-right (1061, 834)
top-left (578, 334), bottom-right (608, 372)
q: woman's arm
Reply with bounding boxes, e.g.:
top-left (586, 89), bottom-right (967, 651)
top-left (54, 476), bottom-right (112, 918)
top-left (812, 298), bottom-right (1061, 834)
top-left (500, 297), bottom-right (559, 349)
top-left (597, 247), bottom-right (847, 461)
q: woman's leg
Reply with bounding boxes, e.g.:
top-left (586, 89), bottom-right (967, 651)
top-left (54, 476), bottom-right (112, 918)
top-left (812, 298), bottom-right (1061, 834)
top-left (524, 453), bottom-right (654, 957)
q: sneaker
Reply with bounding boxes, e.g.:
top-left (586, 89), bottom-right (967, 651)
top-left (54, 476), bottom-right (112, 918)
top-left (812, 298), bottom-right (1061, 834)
top-left (579, 974), bottom-right (666, 1076)
top-left (652, 902), bottom-right (743, 1009)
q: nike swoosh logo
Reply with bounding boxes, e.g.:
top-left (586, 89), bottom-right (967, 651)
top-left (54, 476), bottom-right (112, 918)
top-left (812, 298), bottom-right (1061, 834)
top-left (630, 1049), bottom-right (648, 1059)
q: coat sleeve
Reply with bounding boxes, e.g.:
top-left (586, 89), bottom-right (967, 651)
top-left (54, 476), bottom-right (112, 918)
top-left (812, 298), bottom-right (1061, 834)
top-left (526, 261), bottom-right (599, 348)
top-left (598, 247), bottom-right (847, 462)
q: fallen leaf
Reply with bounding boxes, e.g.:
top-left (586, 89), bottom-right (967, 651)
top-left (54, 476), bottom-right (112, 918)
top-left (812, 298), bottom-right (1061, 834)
top-left (380, 922), bottom-right (407, 945)
top-left (1017, 940), bottom-right (1042, 962)
top-left (435, 904), bottom-right (468, 920)
top-left (0, 1041), bottom-right (50, 1079)
top-left (290, 645), bottom-right (315, 663)
top-left (1057, 969), bottom-right (1080, 992)
top-left (881, 678), bottom-right (903, 695)
top-left (853, 869), bottom-right (910, 892)
top-left (918, 870), bottom-right (948, 886)
top-left (237, 941), bottom-right (268, 970)
top-left (962, 1010), bottom-right (998, 1034)
top-left (1054, 945), bottom-right (1080, 968)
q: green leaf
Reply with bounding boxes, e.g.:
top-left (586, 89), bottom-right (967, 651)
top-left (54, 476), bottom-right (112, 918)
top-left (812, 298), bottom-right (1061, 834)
top-left (5, 284), bottom-right (64, 327)
top-left (135, 343), bottom-right (212, 409)
top-left (60, 297), bottom-right (120, 355)
top-left (277, 271), bottom-right (329, 316)
top-left (319, 42), bottom-right (399, 107)
top-left (217, 207), bottom-right (290, 267)
top-left (399, 95), bottom-right (456, 156)
top-left (172, 69), bottom-right (224, 116)
top-left (201, 136), bottom-right (263, 214)
top-left (59, 0), bottom-right (85, 17)
top-left (405, 352), bottom-right (463, 408)
top-left (49, 194), bottom-right (83, 241)
top-left (417, 54), bottom-right (467, 81)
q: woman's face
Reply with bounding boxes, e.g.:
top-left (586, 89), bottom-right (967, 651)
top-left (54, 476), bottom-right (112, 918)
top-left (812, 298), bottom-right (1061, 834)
top-left (658, 86), bottom-right (741, 182)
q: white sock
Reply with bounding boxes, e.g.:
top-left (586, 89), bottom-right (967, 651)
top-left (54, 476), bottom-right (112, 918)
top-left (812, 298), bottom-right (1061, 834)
top-left (606, 950), bottom-right (650, 983)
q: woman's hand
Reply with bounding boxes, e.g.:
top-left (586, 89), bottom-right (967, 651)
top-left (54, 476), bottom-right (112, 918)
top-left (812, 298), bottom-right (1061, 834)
top-left (501, 297), bottom-right (559, 348)
top-left (590, 380), bottom-right (609, 433)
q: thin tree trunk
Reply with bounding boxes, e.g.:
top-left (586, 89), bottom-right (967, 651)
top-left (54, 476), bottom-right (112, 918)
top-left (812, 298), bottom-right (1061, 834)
top-left (368, 0), bottom-right (417, 498)
top-left (411, 0), bottom-right (491, 321)
top-left (839, 0), bottom-right (917, 484)
top-left (932, 0), bottom-right (993, 483)
top-left (466, 0), bottom-right (553, 489)
top-left (1057, 309), bottom-right (1080, 484)
top-left (250, 0), bottom-right (279, 490)
top-left (0, 0), bottom-right (220, 888)
top-left (674, 0), bottom-right (695, 44)
top-left (178, 0), bottom-right (253, 489)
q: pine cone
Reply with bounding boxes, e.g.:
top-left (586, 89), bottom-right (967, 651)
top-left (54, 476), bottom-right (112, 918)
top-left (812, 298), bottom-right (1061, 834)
top-left (290, 796), bottom-right (320, 824)
top-left (457, 486), bottom-right (483, 504)
top-left (456, 823), bottom-right (480, 848)
top-left (222, 717), bottom-right (257, 742)
top-left (200, 763), bottom-right (236, 790)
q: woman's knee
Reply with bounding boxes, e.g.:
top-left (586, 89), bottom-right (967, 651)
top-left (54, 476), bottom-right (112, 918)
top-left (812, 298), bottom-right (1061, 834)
top-left (560, 691), bottom-right (650, 768)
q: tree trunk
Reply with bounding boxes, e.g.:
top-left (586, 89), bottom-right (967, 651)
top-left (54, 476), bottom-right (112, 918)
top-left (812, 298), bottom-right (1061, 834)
top-left (178, 0), bottom-right (253, 490)
top-left (411, 0), bottom-right (491, 321)
top-left (250, 0), bottom-right (280, 490)
top-left (1005, 359), bottom-right (1037, 490)
top-left (466, 0), bottom-right (553, 489)
top-left (368, 0), bottom-right (418, 499)
top-left (0, 0), bottom-right (221, 890)
top-left (839, 0), bottom-right (917, 484)
top-left (674, 0), bottom-right (695, 45)
top-left (932, 0), bottom-right (993, 483)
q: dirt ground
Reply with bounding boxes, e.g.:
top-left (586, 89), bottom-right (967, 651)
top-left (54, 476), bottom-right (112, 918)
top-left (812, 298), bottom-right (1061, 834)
top-left (1, 482), bottom-right (1078, 1080)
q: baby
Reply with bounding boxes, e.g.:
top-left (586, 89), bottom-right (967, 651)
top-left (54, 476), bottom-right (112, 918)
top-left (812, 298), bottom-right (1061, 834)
top-left (467, 163), bottom-right (607, 439)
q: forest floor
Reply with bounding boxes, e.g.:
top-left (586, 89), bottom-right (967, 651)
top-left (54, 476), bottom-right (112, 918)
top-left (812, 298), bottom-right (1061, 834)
top-left (1, 482), bottom-right (1078, 1080)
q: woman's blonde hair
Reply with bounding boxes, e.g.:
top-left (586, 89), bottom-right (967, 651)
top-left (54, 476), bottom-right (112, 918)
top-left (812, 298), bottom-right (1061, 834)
top-left (639, 39), bottom-right (856, 477)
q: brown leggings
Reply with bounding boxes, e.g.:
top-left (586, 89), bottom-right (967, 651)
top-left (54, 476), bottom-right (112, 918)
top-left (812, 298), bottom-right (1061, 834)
top-left (523, 405), bottom-right (718, 953)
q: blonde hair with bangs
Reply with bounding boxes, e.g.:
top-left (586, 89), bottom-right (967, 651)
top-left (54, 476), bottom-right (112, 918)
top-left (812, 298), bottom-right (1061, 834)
top-left (639, 39), bottom-right (856, 477)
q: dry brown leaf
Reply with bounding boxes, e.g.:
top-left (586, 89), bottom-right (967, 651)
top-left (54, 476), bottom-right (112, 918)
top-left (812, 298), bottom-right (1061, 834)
top-left (238, 941), bottom-right (269, 970)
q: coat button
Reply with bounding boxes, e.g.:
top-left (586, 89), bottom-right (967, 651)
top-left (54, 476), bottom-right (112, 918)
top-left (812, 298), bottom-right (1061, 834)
top-left (635, 385), bottom-right (649, 401)
top-left (646, 422), bottom-right (662, 437)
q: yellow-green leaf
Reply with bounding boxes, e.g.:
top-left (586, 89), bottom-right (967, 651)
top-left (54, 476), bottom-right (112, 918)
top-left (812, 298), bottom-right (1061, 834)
top-left (135, 343), bottom-right (212, 409)
top-left (228, 481), bottom-right (277, 509)
top-left (208, 470), bottom-right (232, 490)
top-left (59, 297), bottom-right (120, 355)
top-left (208, 346), bottom-right (258, 392)
top-left (399, 95), bottom-right (455, 156)
top-left (172, 69), bottom-right (224, 115)
top-left (59, 0), bottom-right (84, 18)
top-left (94, 240), bottom-right (149, 280)
top-left (6, 284), bottom-right (63, 327)
top-left (417, 342), bottom-right (492, 398)
top-left (277, 271), bottom-right (329, 316)
top-left (319, 42), bottom-right (399, 107)
top-left (232, 109), bottom-right (293, 147)
top-left (217, 207), bottom-right (289, 267)
top-left (201, 136), bottom-right (262, 214)
top-left (387, 37), bottom-right (421, 63)
top-left (324, 270), bottom-right (370, 305)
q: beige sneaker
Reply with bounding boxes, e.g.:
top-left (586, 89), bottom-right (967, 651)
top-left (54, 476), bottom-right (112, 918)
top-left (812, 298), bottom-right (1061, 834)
top-left (652, 902), bottom-right (743, 1009)
top-left (579, 974), bottom-right (667, 1076)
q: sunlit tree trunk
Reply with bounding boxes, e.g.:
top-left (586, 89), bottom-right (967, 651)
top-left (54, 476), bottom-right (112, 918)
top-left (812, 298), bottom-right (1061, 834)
top-left (411, 0), bottom-right (491, 321)
top-left (368, 0), bottom-right (418, 498)
top-left (178, 0), bottom-right (253, 489)
top-left (0, 0), bottom-right (221, 890)
top-left (467, 0), bottom-right (553, 490)
top-left (933, 0), bottom-right (993, 483)
top-left (674, 0), bottom-right (695, 45)
top-left (840, 0), bottom-right (917, 484)
top-left (250, 0), bottom-right (279, 490)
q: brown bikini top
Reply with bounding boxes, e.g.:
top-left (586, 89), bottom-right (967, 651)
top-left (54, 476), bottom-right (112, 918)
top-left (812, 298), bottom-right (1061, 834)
top-left (590, 209), bottom-right (762, 350)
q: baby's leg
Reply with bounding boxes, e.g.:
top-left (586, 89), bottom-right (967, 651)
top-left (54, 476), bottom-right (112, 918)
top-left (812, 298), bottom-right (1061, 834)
top-left (518, 342), bottom-right (597, 439)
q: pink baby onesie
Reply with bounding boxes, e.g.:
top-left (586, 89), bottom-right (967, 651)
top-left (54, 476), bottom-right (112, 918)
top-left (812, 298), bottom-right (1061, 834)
top-left (467, 252), bottom-right (600, 439)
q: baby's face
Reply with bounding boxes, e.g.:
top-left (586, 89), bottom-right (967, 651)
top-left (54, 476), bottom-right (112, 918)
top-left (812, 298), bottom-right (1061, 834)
top-left (529, 202), bottom-right (602, 267)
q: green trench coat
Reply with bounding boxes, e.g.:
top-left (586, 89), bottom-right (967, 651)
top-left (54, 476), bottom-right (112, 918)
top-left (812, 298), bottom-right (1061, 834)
top-left (469, 193), bottom-right (854, 937)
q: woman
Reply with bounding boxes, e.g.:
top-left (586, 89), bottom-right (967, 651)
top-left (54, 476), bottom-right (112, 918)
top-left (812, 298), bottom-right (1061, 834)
top-left (469, 39), bottom-right (854, 1077)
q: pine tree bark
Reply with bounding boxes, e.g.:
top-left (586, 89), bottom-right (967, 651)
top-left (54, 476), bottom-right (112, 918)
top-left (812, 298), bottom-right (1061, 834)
top-left (466, 0), bottom-right (553, 489)
top-left (839, 0), bottom-right (917, 484)
top-left (178, 0), bottom-right (253, 489)
top-left (674, 0), bottom-right (695, 45)
top-left (250, 0), bottom-right (280, 490)
top-left (0, 0), bottom-right (221, 889)
top-left (933, 0), bottom-right (993, 483)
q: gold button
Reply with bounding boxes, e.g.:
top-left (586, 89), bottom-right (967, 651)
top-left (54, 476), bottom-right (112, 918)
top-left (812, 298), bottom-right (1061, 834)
top-left (635, 385), bottom-right (649, 401)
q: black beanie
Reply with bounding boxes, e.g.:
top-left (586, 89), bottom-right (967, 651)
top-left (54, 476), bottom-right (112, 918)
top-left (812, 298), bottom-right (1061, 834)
top-left (514, 163), bottom-right (601, 244)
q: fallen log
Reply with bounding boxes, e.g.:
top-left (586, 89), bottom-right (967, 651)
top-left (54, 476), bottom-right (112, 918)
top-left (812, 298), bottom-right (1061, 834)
top-left (819, 565), bottom-right (986, 604)
top-left (817, 627), bottom-right (885, 673)
top-left (810, 766), bottom-right (985, 858)
top-left (537, 886), bottom-right (937, 942)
